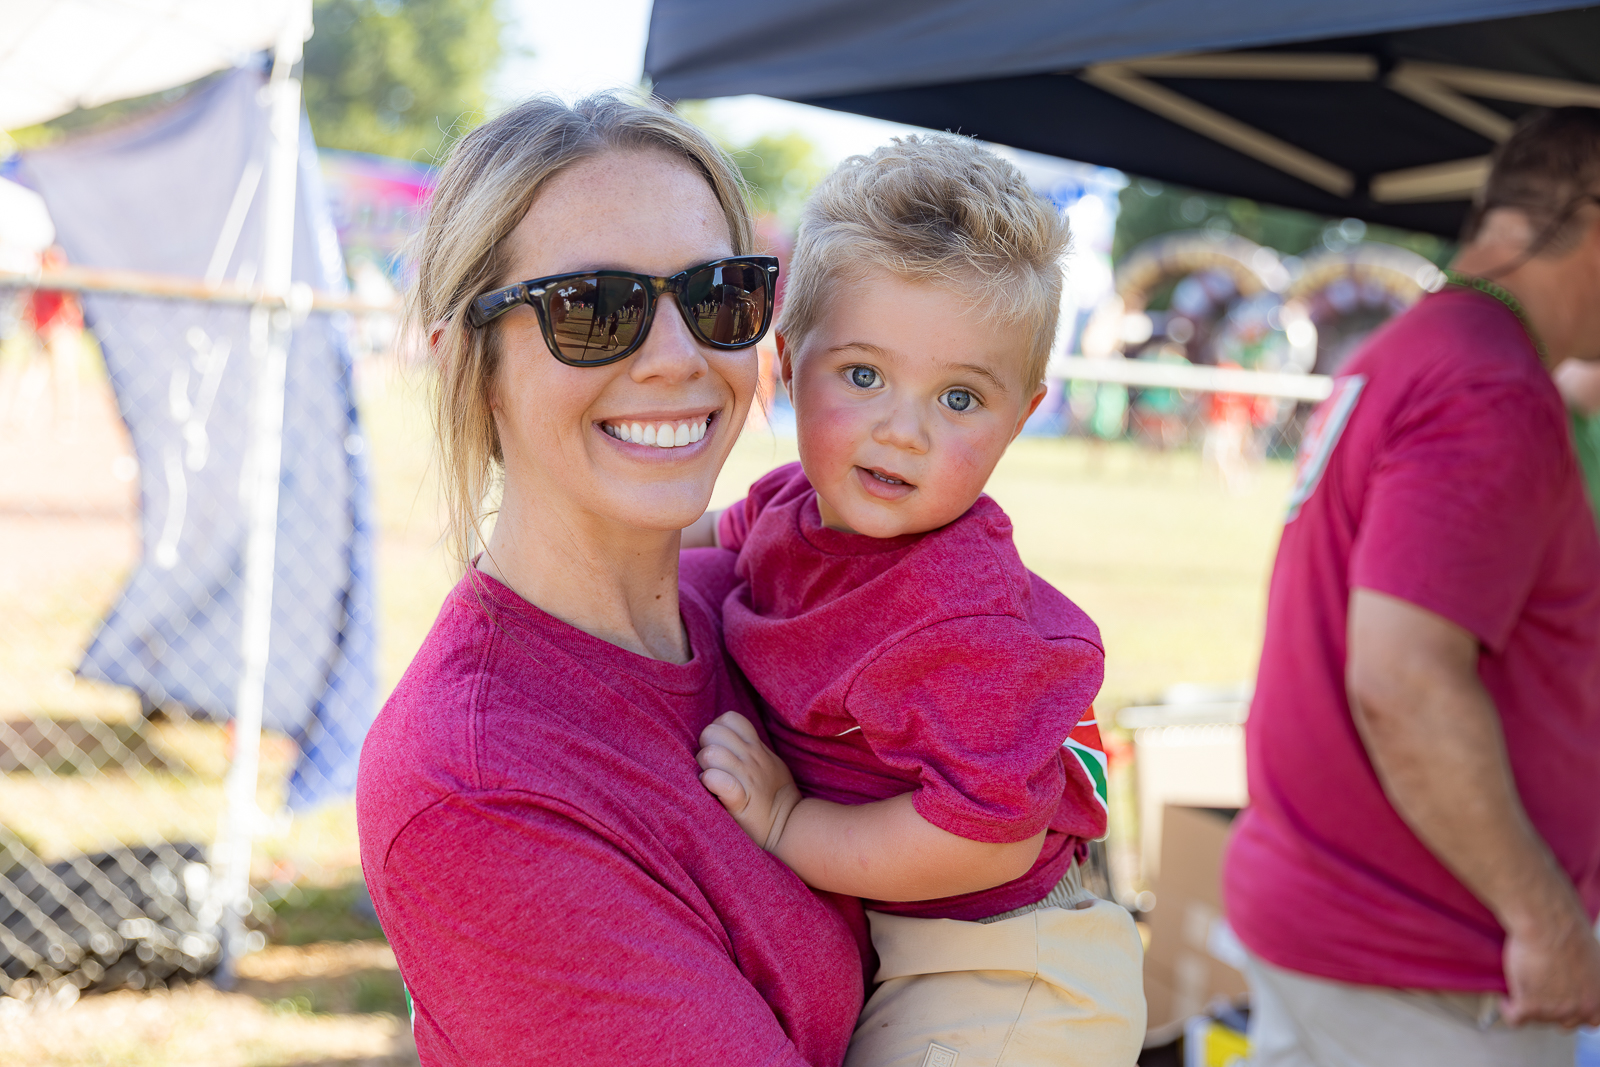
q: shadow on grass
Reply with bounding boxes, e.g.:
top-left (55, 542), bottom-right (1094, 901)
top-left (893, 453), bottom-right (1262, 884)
top-left (235, 878), bottom-right (410, 1021)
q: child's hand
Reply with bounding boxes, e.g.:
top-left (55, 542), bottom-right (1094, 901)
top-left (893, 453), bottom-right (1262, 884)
top-left (696, 711), bottom-right (802, 853)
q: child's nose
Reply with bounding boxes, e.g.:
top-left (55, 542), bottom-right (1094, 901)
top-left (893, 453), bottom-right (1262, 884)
top-left (872, 401), bottom-right (930, 453)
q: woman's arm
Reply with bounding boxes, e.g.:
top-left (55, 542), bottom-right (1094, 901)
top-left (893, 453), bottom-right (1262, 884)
top-left (698, 712), bottom-right (1046, 900)
top-left (371, 790), bottom-right (824, 1066)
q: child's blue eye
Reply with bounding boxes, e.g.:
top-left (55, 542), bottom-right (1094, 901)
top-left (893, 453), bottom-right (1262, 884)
top-left (849, 366), bottom-right (879, 389)
top-left (943, 389), bottom-right (975, 412)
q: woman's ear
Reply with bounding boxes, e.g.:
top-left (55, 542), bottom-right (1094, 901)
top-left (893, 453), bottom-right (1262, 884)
top-left (428, 318), bottom-right (450, 353)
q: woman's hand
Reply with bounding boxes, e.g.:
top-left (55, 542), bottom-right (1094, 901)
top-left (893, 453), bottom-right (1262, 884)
top-left (697, 712), bottom-right (801, 852)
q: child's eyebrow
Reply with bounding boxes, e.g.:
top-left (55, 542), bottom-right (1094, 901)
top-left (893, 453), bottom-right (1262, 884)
top-left (942, 362), bottom-right (1011, 393)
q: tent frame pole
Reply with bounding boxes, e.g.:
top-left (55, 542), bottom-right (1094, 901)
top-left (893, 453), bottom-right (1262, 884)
top-left (209, 0), bottom-right (313, 987)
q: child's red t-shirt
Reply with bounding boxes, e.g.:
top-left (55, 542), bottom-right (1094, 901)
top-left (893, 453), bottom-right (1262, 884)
top-left (719, 462), bottom-right (1108, 921)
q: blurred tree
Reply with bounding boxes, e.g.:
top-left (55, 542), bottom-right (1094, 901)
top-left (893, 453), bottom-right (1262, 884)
top-left (677, 104), bottom-right (828, 229)
top-left (303, 0), bottom-right (506, 161)
top-left (729, 130), bottom-right (829, 228)
top-left (1114, 177), bottom-right (1454, 268)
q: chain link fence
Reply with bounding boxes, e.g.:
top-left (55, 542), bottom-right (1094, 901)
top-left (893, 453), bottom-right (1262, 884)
top-left (0, 270), bottom-right (390, 1009)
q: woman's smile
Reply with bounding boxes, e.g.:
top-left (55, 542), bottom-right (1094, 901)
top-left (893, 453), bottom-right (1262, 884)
top-left (598, 410), bottom-right (716, 450)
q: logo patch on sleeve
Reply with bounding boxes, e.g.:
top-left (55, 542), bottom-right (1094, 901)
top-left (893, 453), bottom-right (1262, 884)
top-left (1064, 711), bottom-right (1109, 840)
top-left (1285, 375), bottom-right (1365, 523)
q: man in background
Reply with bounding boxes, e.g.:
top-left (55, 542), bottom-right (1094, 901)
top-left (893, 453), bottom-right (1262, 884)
top-left (1224, 107), bottom-right (1600, 1065)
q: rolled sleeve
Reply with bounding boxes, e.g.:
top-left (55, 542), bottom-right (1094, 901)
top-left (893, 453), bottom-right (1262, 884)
top-left (844, 617), bottom-right (1103, 844)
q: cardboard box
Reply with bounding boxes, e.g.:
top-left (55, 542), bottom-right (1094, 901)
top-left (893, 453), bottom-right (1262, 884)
top-left (1143, 805), bottom-right (1250, 1035)
top-left (1131, 723), bottom-right (1247, 886)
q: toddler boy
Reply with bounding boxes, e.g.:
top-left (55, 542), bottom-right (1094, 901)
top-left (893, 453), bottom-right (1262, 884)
top-left (690, 135), bottom-right (1145, 1067)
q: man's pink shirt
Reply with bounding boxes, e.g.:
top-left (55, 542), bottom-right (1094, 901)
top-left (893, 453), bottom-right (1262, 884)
top-left (1225, 289), bottom-right (1600, 991)
top-left (719, 463), bottom-right (1107, 921)
top-left (358, 559), bottom-right (869, 1066)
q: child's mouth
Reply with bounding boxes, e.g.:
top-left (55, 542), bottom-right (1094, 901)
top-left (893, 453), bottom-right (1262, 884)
top-left (856, 465), bottom-right (916, 498)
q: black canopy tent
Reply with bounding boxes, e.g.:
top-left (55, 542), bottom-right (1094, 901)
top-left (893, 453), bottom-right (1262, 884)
top-left (644, 1), bottom-right (1600, 236)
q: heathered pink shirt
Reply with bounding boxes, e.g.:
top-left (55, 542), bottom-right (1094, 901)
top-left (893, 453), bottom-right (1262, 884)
top-left (1225, 290), bottom-right (1600, 991)
top-left (358, 556), bottom-right (869, 1066)
top-left (718, 463), bottom-right (1107, 921)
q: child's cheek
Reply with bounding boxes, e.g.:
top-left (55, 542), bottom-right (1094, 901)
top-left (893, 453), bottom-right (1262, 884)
top-left (797, 388), bottom-right (866, 480)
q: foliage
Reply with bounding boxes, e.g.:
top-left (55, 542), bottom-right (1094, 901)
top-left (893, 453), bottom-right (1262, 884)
top-left (303, 0), bottom-right (506, 161)
top-left (678, 103), bottom-right (829, 228)
top-left (1114, 177), bottom-right (1455, 267)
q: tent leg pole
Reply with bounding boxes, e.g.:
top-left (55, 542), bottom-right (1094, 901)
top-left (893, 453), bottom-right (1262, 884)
top-left (207, 0), bottom-right (310, 989)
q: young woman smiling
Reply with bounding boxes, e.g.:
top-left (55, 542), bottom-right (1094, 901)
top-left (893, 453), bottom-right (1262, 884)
top-left (356, 95), bottom-right (868, 1067)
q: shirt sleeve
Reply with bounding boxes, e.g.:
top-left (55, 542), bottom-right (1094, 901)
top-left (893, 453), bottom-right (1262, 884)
top-left (843, 616), bottom-right (1104, 844)
top-left (718, 462), bottom-right (808, 553)
top-left (372, 791), bottom-right (815, 1067)
top-left (718, 499), bottom-right (753, 553)
top-left (1351, 378), bottom-right (1570, 653)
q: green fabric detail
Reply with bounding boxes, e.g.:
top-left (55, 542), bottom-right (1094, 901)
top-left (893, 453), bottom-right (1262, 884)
top-left (1065, 739), bottom-right (1109, 809)
top-left (1572, 409), bottom-right (1600, 534)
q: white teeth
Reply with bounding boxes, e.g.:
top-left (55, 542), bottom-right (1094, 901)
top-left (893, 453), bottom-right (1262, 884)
top-left (603, 417), bottom-right (711, 448)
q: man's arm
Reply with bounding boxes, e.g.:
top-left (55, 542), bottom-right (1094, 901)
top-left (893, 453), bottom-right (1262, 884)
top-left (698, 712), bottom-right (1046, 901)
top-left (1347, 588), bottom-right (1600, 1028)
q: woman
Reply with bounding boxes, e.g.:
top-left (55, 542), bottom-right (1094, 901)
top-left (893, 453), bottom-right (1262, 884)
top-left (357, 95), bottom-right (868, 1066)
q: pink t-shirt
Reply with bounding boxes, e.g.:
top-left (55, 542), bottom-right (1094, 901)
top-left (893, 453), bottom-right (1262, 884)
top-left (718, 463), bottom-right (1108, 921)
top-left (358, 560), bottom-right (869, 1066)
top-left (1224, 289), bottom-right (1600, 991)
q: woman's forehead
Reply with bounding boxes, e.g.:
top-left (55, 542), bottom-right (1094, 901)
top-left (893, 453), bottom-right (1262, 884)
top-left (503, 149), bottom-right (732, 281)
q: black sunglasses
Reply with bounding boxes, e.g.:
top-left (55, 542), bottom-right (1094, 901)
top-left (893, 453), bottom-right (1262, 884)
top-left (466, 256), bottom-right (780, 367)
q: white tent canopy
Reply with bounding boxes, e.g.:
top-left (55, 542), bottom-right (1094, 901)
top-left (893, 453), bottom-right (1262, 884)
top-left (0, 0), bottom-right (300, 131)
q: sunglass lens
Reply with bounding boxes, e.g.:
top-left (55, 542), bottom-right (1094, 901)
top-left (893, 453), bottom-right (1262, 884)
top-left (547, 276), bottom-right (648, 363)
top-left (683, 262), bottom-right (768, 347)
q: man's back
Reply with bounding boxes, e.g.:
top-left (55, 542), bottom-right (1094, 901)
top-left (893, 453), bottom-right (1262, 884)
top-left (1225, 287), bottom-right (1600, 991)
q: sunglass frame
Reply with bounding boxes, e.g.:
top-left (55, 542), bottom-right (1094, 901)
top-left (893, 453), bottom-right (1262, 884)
top-left (465, 256), bottom-right (780, 367)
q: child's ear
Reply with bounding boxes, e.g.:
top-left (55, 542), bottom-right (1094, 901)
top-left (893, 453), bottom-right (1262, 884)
top-left (1011, 381), bottom-right (1049, 443)
top-left (776, 331), bottom-right (796, 402)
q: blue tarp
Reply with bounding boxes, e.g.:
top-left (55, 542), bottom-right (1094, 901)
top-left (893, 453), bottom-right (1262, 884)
top-left (22, 65), bottom-right (378, 809)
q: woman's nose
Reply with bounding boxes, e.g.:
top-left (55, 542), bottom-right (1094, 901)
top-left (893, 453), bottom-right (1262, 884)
top-left (629, 298), bottom-right (708, 385)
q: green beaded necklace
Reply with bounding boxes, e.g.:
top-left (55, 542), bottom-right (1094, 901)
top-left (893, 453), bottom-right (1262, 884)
top-left (1442, 268), bottom-right (1550, 365)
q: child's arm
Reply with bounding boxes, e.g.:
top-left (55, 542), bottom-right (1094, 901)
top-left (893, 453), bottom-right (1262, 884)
top-left (680, 507), bottom-right (723, 550)
top-left (697, 712), bottom-right (1047, 901)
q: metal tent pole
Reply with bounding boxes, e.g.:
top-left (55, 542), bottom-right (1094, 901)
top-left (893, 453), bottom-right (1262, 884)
top-left (208, 0), bottom-right (313, 987)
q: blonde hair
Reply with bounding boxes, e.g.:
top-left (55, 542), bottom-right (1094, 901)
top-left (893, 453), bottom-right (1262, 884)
top-left (406, 93), bottom-right (753, 567)
top-left (778, 134), bottom-right (1070, 389)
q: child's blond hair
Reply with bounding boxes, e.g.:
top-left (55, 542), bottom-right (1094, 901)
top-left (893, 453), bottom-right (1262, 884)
top-left (779, 134), bottom-right (1070, 389)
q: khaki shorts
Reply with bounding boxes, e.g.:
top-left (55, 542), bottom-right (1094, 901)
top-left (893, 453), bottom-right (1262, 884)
top-left (845, 868), bottom-right (1146, 1067)
top-left (1245, 951), bottom-right (1577, 1067)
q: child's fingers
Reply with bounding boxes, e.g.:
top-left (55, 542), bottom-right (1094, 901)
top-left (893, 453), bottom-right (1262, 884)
top-left (698, 721), bottom-right (756, 757)
top-left (712, 710), bottom-right (761, 746)
top-left (698, 767), bottom-right (748, 812)
top-left (696, 741), bottom-right (759, 788)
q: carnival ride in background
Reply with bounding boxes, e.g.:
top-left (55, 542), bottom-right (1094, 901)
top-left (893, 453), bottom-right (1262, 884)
top-left (1058, 231), bottom-right (1444, 457)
